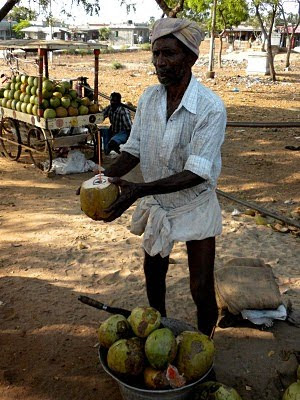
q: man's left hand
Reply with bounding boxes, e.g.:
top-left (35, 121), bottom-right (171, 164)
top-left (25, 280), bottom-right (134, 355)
top-left (102, 177), bottom-right (140, 222)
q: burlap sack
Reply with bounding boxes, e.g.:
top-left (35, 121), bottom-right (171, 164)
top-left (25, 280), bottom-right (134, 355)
top-left (215, 257), bottom-right (282, 315)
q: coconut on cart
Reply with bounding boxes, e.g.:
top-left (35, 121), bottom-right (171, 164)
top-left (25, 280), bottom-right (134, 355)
top-left (0, 40), bottom-right (106, 172)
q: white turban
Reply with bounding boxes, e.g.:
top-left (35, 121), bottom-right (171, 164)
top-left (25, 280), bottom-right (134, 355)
top-left (151, 18), bottom-right (204, 57)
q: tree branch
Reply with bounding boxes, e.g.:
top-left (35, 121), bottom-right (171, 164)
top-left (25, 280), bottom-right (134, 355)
top-left (0, 0), bottom-right (20, 22)
top-left (154, 0), bottom-right (185, 18)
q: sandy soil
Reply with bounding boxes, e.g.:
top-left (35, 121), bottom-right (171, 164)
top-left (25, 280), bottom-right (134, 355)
top-left (0, 44), bottom-right (300, 400)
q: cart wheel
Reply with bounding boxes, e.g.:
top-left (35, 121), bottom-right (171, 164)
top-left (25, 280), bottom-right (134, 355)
top-left (27, 127), bottom-right (52, 172)
top-left (0, 117), bottom-right (22, 161)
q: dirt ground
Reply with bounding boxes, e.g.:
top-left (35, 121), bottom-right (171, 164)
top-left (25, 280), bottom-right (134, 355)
top-left (0, 45), bottom-right (299, 400)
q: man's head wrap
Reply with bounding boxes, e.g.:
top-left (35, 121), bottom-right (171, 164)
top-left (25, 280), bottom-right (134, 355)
top-left (151, 18), bottom-right (204, 57)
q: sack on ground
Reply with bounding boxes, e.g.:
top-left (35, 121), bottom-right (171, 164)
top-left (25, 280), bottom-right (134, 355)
top-left (215, 257), bottom-right (282, 315)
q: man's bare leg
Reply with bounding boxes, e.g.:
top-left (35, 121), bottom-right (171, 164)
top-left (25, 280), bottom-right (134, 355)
top-left (143, 251), bottom-right (169, 317)
top-left (186, 237), bottom-right (218, 336)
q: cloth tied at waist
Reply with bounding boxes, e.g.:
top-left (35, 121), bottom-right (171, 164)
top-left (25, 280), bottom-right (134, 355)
top-left (130, 190), bottom-right (221, 257)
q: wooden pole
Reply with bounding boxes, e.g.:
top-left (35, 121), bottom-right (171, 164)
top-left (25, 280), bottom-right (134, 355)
top-left (37, 48), bottom-right (45, 118)
top-left (94, 49), bottom-right (100, 105)
top-left (44, 51), bottom-right (49, 79)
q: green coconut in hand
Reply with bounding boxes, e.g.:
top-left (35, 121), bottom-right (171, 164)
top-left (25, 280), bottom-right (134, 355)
top-left (145, 328), bottom-right (177, 369)
top-left (195, 381), bottom-right (243, 400)
top-left (128, 306), bottom-right (161, 338)
top-left (176, 331), bottom-right (215, 382)
top-left (98, 314), bottom-right (131, 348)
top-left (80, 175), bottom-right (119, 221)
top-left (107, 337), bottom-right (145, 377)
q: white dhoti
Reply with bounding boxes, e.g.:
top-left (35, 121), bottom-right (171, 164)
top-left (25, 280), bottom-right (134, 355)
top-left (130, 190), bottom-right (222, 257)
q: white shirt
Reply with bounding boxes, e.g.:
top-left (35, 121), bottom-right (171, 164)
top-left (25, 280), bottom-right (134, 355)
top-left (122, 75), bottom-right (226, 256)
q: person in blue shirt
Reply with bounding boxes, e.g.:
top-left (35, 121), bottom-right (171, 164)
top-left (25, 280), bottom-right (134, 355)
top-left (101, 92), bottom-right (132, 155)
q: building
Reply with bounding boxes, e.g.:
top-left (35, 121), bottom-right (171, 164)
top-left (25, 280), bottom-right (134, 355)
top-left (69, 21), bottom-right (150, 45)
top-left (225, 25), bottom-right (262, 44)
top-left (21, 25), bottom-right (71, 41)
top-left (69, 24), bottom-right (102, 42)
top-left (0, 20), bottom-right (17, 40)
top-left (108, 21), bottom-right (150, 46)
top-left (278, 25), bottom-right (300, 48)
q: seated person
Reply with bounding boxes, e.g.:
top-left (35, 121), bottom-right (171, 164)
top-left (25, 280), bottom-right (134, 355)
top-left (101, 92), bottom-right (132, 155)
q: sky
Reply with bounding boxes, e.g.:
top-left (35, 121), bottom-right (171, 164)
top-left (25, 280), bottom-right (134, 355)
top-left (0, 0), bottom-right (298, 24)
top-left (0, 0), bottom-right (164, 24)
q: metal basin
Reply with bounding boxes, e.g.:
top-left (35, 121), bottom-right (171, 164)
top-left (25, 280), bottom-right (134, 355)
top-left (99, 317), bottom-right (213, 400)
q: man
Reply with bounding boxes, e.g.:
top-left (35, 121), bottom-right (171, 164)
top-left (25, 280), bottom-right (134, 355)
top-left (98, 18), bottom-right (226, 337)
top-left (101, 92), bottom-right (132, 155)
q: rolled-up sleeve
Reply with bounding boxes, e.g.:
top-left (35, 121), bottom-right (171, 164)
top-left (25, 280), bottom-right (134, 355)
top-left (184, 107), bottom-right (226, 182)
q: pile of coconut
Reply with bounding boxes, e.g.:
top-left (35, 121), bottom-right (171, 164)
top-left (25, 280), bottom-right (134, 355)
top-left (97, 306), bottom-right (244, 399)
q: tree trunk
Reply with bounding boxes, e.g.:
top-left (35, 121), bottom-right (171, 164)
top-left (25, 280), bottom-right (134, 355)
top-left (0, 0), bottom-right (19, 22)
top-left (154, 0), bottom-right (184, 17)
top-left (218, 36), bottom-right (223, 67)
top-left (255, 5), bottom-right (268, 52)
top-left (218, 30), bottom-right (225, 68)
top-left (280, 1), bottom-right (300, 70)
top-left (255, 4), bottom-right (277, 81)
top-left (267, 39), bottom-right (276, 81)
top-left (267, 5), bottom-right (277, 81)
top-left (286, 34), bottom-right (292, 68)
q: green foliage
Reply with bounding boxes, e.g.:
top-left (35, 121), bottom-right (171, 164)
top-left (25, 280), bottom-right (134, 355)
top-left (216, 0), bottom-right (249, 31)
top-left (99, 27), bottom-right (111, 40)
top-left (186, 0), bottom-right (249, 32)
top-left (76, 49), bottom-right (93, 55)
top-left (12, 19), bottom-right (30, 38)
top-left (111, 61), bottom-right (124, 69)
top-left (7, 6), bottom-right (37, 22)
top-left (140, 42), bottom-right (151, 50)
top-left (2, 1), bottom-right (101, 22)
top-left (120, 45), bottom-right (130, 50)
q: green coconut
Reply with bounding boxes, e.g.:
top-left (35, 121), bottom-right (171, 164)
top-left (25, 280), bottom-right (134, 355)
top-left (107, 337), bottom-right (145, 377)
top-left (282, 381), bottom-right (300, 400)
top-left (61, 96), bottom-right (71, 108)
top-left (44, 108), bottom-right (56, 119)
top-left (195, 381), bottom-right (243, 400)
top-left (69, 89), bottom-right (78, 99)
top-left (81, 96), bottom-right (91, 106)
top-left (80, 175), bottom-right (119, 221)
top-left (128, 306), bottom-right (161, 338)
top-left (98, 314), bottom-right (131, 349)
top-left (78, 104), bottom-right (89, 115)
top-left (145, 328), bottom-right (177, 370)
top-left (50, 96), bottom-right (61, 108)
top-left (144, 366), bottom-right (169, 389)
top-left (176, 331), bottom-right (215, 382)
top-left (42, 79), bottom-right (54, 92)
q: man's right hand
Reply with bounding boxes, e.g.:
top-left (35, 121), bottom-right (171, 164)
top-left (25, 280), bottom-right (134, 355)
top-left (100, 177), bottom-right (141, 222)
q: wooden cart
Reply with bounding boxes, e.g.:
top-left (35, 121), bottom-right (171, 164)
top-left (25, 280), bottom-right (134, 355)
top-left (0, 40), bottom-right (106, 172)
